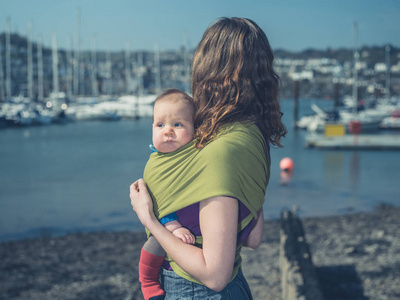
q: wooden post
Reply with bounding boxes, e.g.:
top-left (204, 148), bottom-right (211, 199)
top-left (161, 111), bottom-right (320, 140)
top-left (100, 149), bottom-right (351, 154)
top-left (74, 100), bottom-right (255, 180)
top-left (293, 80), bottom-right (299, 129)
top-left (280, 208), bottom-right (324, 300)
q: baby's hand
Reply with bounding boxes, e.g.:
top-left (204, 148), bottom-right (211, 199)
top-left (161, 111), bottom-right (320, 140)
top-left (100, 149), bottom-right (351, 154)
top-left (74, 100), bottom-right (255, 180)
top-left (172, 227), bottom-right (195, 244)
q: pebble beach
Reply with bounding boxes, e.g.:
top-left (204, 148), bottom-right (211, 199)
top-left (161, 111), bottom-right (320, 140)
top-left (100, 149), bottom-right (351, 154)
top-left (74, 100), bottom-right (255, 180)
top-left (1, 205), bottom-right (399, 300)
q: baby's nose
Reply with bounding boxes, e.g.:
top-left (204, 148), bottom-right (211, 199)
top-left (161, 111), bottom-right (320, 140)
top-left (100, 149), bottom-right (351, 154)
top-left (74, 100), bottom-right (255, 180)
top-left (164, 126), bottom-right (174, 136)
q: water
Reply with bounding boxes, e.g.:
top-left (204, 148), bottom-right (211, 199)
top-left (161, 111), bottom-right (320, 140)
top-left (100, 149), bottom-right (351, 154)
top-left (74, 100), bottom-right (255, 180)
top-left (1, 99), bottom-right (399, 242)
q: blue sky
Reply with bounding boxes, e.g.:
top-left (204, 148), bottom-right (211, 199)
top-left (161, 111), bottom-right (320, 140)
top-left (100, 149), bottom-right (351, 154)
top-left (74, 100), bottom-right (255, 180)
top-left (1, 0), bottom-right (400, 52)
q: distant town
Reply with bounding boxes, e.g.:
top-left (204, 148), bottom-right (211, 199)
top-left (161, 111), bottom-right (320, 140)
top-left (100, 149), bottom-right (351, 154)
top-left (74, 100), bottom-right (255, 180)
top-left (0, 32), bottom-right (399, 104)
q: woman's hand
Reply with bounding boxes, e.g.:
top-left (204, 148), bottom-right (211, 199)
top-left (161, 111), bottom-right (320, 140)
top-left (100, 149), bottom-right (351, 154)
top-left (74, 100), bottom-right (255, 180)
top-left (130, 179), bottom-right (156, 228)
top-left (130, 180), bottom-right (238, 291)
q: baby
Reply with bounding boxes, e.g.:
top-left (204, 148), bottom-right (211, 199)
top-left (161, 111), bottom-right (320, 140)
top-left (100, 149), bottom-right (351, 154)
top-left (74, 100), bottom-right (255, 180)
top-left (139, 88), bottom-right (196, 300)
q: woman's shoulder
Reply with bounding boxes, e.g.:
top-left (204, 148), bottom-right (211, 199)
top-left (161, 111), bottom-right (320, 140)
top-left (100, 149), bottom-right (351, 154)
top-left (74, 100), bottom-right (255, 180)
top-left (210, 122), bottom-right (264, 147)
top-left (200, 122), bottom-right (266, 161)
top-left (220, 121), bottom-right (255, 132)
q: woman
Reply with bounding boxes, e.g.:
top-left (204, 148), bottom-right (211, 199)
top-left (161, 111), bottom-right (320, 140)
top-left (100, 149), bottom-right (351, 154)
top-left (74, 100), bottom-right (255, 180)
top-left (130, 17), bottom-right (286, 299)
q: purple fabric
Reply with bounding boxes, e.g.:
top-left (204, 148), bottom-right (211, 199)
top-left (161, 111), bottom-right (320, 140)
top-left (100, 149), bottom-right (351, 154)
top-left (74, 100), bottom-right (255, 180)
top-left (175, 203), bottom-right (201, 236)
top-left (175, 200), bottom-right (254, 245)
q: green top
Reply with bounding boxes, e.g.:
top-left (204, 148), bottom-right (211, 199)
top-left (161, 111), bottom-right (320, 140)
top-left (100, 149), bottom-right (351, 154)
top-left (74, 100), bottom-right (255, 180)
top-left (143, 122), bottom-right (270, 284)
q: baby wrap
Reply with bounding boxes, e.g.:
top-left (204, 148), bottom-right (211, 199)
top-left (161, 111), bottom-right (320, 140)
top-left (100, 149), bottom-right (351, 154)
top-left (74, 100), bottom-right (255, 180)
top-left (143, 122), bottom-right (270, 284)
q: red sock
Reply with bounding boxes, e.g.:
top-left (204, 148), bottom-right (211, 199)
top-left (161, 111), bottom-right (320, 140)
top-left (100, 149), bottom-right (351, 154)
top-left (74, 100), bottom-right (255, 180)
top-left (139, 248), bottom-right (166, 300)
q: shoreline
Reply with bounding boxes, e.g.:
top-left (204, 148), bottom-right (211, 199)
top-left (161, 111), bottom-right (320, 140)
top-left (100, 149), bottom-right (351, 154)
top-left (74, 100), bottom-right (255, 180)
top-left (1, 205), bottom-right (399, 299)
top-left (0, 204), bottom-right (391, 244)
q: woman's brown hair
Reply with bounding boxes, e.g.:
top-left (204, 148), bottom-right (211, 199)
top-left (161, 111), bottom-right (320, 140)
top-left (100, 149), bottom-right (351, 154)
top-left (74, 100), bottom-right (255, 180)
top-left (191, 17), bottom-right (287, 148)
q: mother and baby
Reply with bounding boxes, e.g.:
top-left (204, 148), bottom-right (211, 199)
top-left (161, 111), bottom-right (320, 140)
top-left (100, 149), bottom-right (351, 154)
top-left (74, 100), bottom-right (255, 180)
top-left (129, 17), bottom-right (287, 299)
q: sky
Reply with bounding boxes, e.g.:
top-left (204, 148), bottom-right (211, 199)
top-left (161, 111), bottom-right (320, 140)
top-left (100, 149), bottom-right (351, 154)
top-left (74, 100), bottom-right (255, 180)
top-left (1, 0), bottom-right (400, 52)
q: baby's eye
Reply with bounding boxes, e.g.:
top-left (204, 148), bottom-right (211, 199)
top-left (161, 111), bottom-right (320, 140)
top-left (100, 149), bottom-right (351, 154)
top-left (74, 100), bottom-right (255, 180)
top-left (174, 123), bottom-right (183, 127)
top-left (156, 123), bottom-right (164, 128)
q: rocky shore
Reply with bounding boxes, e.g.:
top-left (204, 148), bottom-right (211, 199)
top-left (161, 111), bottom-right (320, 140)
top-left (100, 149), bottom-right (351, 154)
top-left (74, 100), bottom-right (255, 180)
top-left (1, 205), bottom-right (399, 300)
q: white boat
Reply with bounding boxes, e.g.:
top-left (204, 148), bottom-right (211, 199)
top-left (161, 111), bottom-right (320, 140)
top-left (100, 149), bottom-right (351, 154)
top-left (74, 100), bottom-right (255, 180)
top-left (9, 109), bottom-right (36, 126)
top-left (65, 94), bottom-right (155, 121)
top-left (0, 102), bottom-right (33, 126)
top-left (66, 104), bottom-right (121, 121)
top-left (305, 104), bottom-right (386, 133)
top-left (32, 107), bottom-right (54, 125)
top-left (380, 109), bottom-right (400, 129)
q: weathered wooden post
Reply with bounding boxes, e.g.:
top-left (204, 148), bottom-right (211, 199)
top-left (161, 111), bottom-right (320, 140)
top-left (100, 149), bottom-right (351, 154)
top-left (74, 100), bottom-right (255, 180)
top-left (280, 208), bottom-right (324, 300)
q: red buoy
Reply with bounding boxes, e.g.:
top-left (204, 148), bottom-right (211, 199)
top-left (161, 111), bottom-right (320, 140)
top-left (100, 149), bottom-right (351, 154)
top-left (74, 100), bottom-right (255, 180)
top-left (279, 157), bottom-right (294, 173)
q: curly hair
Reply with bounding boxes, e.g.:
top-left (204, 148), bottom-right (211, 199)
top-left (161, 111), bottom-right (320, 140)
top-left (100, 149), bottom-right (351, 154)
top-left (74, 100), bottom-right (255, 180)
top-left (191, 17), bottom-right (287, 148)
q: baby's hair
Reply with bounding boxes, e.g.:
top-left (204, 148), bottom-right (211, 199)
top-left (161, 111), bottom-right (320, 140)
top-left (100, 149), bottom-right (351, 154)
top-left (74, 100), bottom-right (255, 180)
top-left (154, 88), bottom-right (195, 118)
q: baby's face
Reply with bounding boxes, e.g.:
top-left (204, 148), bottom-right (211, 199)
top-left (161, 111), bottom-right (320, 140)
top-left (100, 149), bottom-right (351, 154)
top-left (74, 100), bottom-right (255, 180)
top-left (152, 100), bottom-right (195, 153)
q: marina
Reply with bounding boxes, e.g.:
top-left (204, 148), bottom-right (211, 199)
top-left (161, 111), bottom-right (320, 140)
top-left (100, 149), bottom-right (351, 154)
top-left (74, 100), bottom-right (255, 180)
top-left (0, 94), bottom-right (156, 127)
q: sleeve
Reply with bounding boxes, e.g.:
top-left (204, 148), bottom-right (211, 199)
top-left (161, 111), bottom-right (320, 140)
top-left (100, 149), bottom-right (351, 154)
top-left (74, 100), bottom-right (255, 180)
top-left (159, 212), bottom-right (179, 225)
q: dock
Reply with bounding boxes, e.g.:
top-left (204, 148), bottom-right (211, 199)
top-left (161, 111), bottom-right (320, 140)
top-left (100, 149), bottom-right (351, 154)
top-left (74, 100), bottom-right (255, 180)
top-left (305, 134), bottom-right (400, 150)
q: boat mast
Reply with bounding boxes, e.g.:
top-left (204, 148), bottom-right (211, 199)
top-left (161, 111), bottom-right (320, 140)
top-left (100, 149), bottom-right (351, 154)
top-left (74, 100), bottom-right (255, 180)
top-left (106, 47), bottom-right (112, 97)
top-left (352, 22), bottom-right (359, 112)
top-left (125, 43), bottom-right (131, 95)
top-left (5, 17), bottom-right (11, 100)
top-left (91, 36), bottom-right (98, 98)
top-left (73, 8), bottom-right (80, 97)
top-left (385, 45), bottom-right (391, 100)
top-left (66, 36), bottom-right (72, 101)
top-left (51, 32), bottom-right (59, 102)
top-left (138, 51), bottom-right (144, 97)
top-left (27, 21), bottom-right (33, 100)
top-left (136, 51), bottom-right (143, 119)
top-left (183, 33), bottom-right (190, 94)
top-left (37, 35), bottom-right (44, 101)
top-left (154, 43), bottom-right (161, 94)
top-left (0, 25), bottom-right (5, 101)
